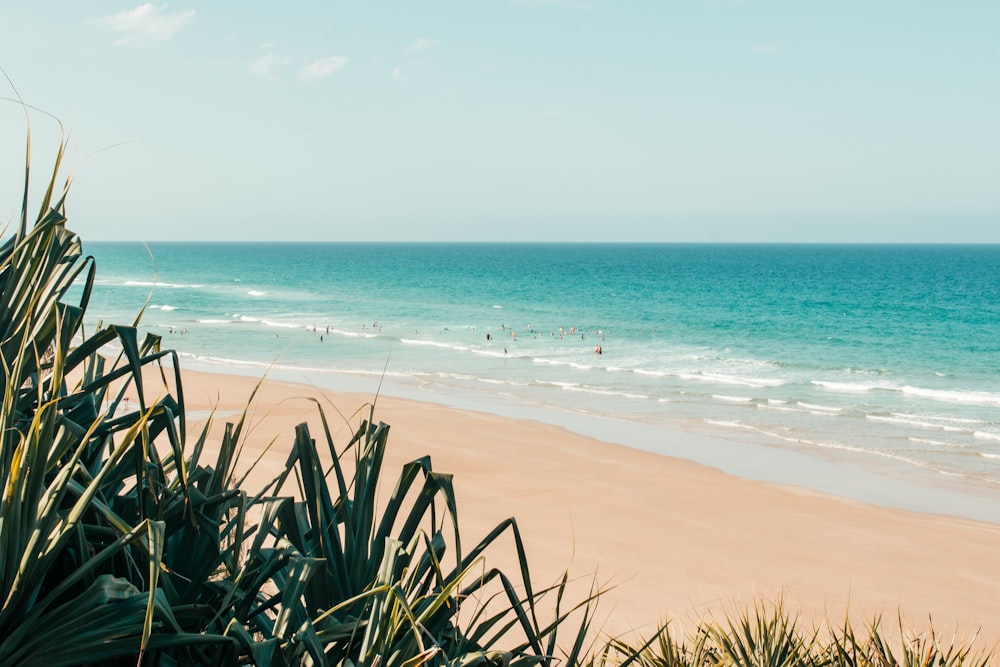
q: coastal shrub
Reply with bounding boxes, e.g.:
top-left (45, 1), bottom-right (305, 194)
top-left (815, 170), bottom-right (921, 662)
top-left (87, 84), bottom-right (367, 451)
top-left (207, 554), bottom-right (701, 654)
top-left (0, 120), bottom-right (241, 663)
top-left (0, 114), bottom-right (604, 665)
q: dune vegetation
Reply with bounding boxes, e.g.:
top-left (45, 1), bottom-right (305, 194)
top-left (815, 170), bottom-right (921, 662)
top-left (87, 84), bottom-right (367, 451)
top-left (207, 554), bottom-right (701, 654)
top-left (1, 126), bottom-right (996, 665)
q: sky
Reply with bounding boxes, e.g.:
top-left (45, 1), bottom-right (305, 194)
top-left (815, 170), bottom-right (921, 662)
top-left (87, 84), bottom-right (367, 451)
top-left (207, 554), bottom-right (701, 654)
top-left (1, 1), bottom-right (998, 243)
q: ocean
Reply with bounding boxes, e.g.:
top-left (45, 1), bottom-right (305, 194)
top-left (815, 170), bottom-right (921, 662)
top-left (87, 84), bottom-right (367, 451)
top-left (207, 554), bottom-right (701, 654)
top-left (77, 242), bottom-right (1000, 522)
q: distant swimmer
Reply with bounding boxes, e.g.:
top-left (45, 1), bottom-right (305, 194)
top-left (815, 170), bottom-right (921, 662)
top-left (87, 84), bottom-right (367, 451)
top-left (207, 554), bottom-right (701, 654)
top-left (486, 332), bottom-right (492, 340)
top-left (504, 347), bottom-right (508, 357)
top-left (595, 344), bottom-right (603, 355)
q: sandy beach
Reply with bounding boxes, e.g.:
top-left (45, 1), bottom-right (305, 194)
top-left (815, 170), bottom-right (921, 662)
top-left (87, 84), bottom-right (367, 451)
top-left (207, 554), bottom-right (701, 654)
top-left (177, 366), bottom-right (1000, 649)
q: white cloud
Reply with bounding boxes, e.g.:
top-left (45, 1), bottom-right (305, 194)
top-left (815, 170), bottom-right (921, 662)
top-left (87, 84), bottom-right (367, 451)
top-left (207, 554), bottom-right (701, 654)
top-left (406, 38), bottom-right (438, 54)
top-left (299, 56), bottom-right (348, 82)
top-left (393, 38), bottom-right (437, 80)
top-left (249, 51), bottom-right (292, 79)
top-left (752, 44), bottom-right (780, 55)
top-left (90, 3), bottom-right (195, 46)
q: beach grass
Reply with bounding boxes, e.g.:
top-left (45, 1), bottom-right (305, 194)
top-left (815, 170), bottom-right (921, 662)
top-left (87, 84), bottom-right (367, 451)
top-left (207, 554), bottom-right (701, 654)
top-left (1, 121), bottom-right (997, 665)
top-left (600, 604), bottom-right (995, 667)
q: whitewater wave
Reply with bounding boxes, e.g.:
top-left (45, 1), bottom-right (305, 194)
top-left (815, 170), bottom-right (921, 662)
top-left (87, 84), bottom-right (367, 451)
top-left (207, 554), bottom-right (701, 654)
top-left (704, 418), bottom-right (745, 429)
top-left (678, 371), bottom-right (786, 389)
top-left (558, 385), bottom-right (649, 400)
top-left (798, 401), bottom-right (842, 413)
top-left (712, 394), bottom-right (754, 403)
top-left (536, 380), bottom-right (580, 389)
top-left (401, 338), bottom-right (471, 352)
top-left (812, 380), bottom-right (896, 394)
top-left (262, 320), bottom-right (306, 330)
top-left (181, 352), bottom-right (416, 381)
top-left (900, 385), bottom-right (1000, 407)
top-left (815, 380), bottom-right (1000, 408)
top-left (328, 328), bottom-right (379, 339)
top-left (124, 280), bottom-right (205, 289)
top-left (866, 414), bottom-right (967, 433)
top-left (758, 403), bottom-right (845, 418)
top-left (908, 437), bottom-right (958, 448)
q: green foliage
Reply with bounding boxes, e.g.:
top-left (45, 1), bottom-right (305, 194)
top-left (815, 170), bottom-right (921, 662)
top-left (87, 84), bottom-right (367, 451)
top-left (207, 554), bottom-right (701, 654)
top-left (0, 128), bottom-right (233, 664)
top-left (599, 604), bottom-right (995, 667)
top-left (0, 122), bottom-right (606, 665)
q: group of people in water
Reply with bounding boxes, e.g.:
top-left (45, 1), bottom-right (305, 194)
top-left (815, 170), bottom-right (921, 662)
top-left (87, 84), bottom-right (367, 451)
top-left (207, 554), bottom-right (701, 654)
top-left (486, 323), bottom-right (606, 356)
top-left (300, 319), bottom-right (605, 358)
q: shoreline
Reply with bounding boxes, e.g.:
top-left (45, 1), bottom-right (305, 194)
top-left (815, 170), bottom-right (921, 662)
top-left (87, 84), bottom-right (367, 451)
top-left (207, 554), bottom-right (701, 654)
top-left (181, 356), bottom-right (1000, 526)
top-left (176, 364), bottom-right (1000, 646)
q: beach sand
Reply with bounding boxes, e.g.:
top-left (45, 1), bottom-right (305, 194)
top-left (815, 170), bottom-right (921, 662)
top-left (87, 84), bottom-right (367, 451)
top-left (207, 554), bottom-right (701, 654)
top-left (175, 367), bottom-right (1000, 649)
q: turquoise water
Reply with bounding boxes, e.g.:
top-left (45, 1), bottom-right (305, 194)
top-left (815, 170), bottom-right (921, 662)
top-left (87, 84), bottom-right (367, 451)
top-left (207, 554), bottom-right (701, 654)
top-left (78, 242), bottom-right (1000, 520)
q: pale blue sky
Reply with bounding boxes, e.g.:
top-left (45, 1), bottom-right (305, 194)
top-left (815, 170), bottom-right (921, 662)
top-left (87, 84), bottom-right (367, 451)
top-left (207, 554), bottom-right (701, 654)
top-left (2, 1), bottom-right (998, 242)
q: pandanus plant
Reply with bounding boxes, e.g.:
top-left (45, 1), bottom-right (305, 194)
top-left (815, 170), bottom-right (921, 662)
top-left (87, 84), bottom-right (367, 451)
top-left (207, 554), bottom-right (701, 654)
top-left (0, 102), bottom-right (607, 665)
top-left (0, 106), bottom-right (243, 663)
